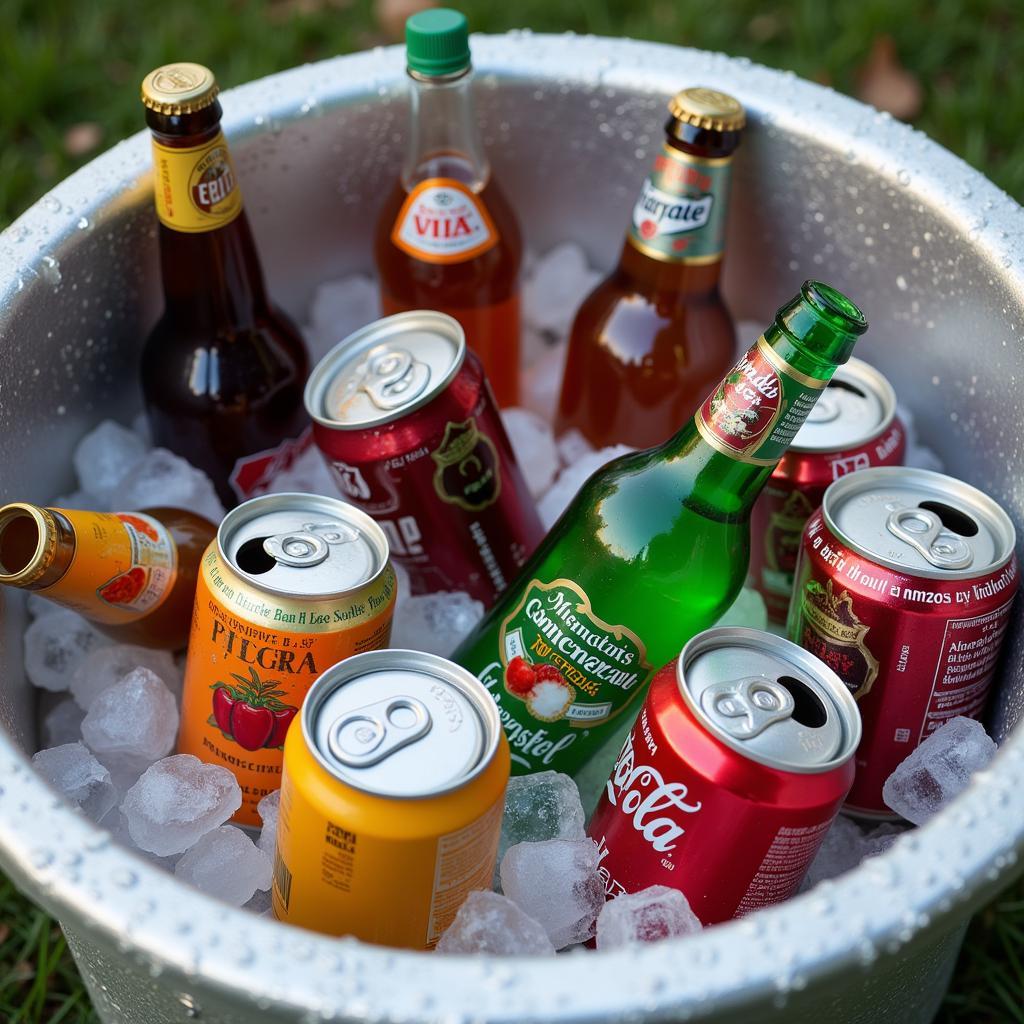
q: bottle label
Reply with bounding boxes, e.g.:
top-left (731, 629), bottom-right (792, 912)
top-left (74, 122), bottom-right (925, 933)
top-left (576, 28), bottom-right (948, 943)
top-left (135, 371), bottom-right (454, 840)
top-left (47, 510), bottom-right (178, 623)
top-left (695, 336), bottom-right (828, 466)
top-left (627, 145), bottom-right (732, 264)
top-left (475, 577), bottom-right (654, 771)
top-left (390, 178), bottom-right (499, 264)
top-left (151, 131), bottom-right (243, 233)
top-left (431, 418), bottom-right (502, 512)
top-left (229, 427), bottom-right (313, 502)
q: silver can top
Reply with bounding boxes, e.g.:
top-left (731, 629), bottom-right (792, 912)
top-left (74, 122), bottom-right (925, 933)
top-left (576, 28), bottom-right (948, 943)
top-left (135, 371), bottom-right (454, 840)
top-left (790, 357), bottom-right (898, 453)
top-left (219, 492), bottom-right (390, 598)
top-left (823, 466), bottom-right (1016, 579)
top-left (304, 311), bottom-right (466, 431)
top-left (301, 649), bottom-right (502, 798)
top-left (677, 627), bottom-right (861, 773)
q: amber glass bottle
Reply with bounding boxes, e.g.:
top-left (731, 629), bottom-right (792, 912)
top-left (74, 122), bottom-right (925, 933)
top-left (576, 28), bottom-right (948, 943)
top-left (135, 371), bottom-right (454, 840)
top-left (557, 87), bottom-right (745, 449)
top-left (0, 503), bottom-right (214, 649)
top-left (139, 63), bottom-right (310, 507)
top-left (374, 10), bottom-right (522, 407)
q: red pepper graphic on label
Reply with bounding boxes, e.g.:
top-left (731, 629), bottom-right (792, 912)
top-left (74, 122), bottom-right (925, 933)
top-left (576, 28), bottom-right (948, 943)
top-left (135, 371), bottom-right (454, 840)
top-left (208, 667), bottom-right (299, 751)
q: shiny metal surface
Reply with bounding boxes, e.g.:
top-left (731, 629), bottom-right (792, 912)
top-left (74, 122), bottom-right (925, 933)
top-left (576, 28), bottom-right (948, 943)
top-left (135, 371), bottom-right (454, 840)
top-left (826, 467), bottom-right (1016, 578)
top-left (1, 32), bottom-right (1023, 1024)
top-left (680, 626), bottom-right (858, 771)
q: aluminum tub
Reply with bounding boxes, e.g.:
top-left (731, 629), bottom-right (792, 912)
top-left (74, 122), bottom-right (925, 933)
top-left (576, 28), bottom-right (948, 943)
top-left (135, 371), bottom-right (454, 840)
top-left (1, 33), bottom-right (1022, 1024)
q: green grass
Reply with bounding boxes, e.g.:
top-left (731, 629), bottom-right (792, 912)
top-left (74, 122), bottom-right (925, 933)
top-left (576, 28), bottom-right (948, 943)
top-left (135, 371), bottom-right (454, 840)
top-left (1, 0), bottom-right (1022, 1020)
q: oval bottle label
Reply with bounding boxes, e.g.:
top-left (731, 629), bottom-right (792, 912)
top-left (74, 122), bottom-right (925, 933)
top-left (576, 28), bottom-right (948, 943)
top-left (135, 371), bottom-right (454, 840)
top-left (390, 178), bottom-right (500, 264)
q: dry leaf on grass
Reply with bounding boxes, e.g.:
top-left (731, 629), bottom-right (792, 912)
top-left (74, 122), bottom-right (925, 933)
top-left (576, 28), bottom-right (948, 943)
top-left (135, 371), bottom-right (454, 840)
top-left (63, 122), bottom-right (103, 158)
top-left (375, 0), bottom-right (436, 40)
top-left (856, 35), bottom-right (923, 121)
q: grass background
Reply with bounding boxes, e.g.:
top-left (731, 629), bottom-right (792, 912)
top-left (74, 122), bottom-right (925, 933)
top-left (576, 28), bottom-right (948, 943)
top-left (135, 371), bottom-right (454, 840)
top-left (1, 0), bottom-right (1022, 1020)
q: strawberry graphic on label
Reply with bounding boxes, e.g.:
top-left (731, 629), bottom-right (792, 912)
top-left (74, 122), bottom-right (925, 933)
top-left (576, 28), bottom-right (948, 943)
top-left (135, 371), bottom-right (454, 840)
top-left (208, 667), bottom-right (299, 751)
top-left (505, 656), bottom-right (538, 696)
top-left (504, 657), bottom-right (575, 721)
top-left (98, 567), bottom-right (147, 605)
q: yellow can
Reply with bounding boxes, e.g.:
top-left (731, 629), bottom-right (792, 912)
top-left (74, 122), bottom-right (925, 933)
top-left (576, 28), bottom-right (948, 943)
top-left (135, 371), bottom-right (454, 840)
top-left (273, 649), bottom-right (510, 949)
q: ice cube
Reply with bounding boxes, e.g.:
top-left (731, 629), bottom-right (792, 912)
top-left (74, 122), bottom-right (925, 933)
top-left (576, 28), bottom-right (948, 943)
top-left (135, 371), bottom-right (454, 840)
top-left (496, 771), bottom-right (586, 888)
top-left (106, 810), bottom-right (181, 872)
top-left (501, 408), bottom-right (559, 499)
top-left (257, 788), bottom-right (281, 858)
top-left (305, 275), bottom-right (380, 365)
top-left (861, 822), bottom-right (909, 860)
top-left (556, 429), bottom-right (593, 467)
top-left (32, 741), bottom-right (117, 823)
top-left (81, 667), bottom-right (178, 762)
top-left (882, 716), bottom-right (996, 825)
top-left (27, 593), bottom-right (62, 619)
top-left (243, 888), bottom-right (273, 916)
top-left (24, 609), bottom-right (110, 691)
top-left (522, 243), bottom-right (601, 339)
top-left (43, 698), bottom-right (86, 747)
top-left (389, 591), bottom-right (485, 658)
top-left (713, 587), bottom-right (769, 632)
top-left (262, 444), bottom-right (340, 498)
top-left (596, 885), bottom-right (702, 950)
top-left (121, 754), bottom-right (242, 856)
top-left (71, 644), bottom-right (180, 710)
top-left (175, 825), bottom-right (273, 906)
top-left (51, 489), bottom-right (108, 512)
top-left (499, 838), bottom-right (605, 949)
top-left (437, 891), bottom-right (555, 955)
top-left (801, 814), bottom-right (865, 889)
top-left (537, 446), bottom-right (636, 530)
top-left (115, 448), bottom-right (224, 526)
top-left (520, 341), bottom-right (568, 423)
top-left (131, 410), bottom-right (153, 448)
top-left (73, 420), bottom-right (148, 499)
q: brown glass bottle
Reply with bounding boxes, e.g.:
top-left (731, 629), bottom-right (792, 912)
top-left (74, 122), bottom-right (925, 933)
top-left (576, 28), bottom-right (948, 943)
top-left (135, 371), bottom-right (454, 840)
top-left (374, 10), bottom-right (522, 407)
top-left (557, 87), bottom-right (745, 450)
top-left (139, 63), bottom-right (310, 507)
top-left (0, 503), bottom-right (215, 650)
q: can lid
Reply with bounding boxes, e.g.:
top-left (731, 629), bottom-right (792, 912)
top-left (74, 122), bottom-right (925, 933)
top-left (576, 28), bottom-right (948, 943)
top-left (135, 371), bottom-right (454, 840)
top-left (302, 650), bottom-right (500, 798)
top-left (141, 63), bottom-right (219, 115)
top-left (406, 9), bottom-right (471, 78)
top-left (823, 466), bottom-right (1016, 580)
top-left (677, 627), bottom-right (861, 774)
top-left (218, 493), bottom-right (389, 598)
top-left (668, 87), bottom-right (746, 132)
top-left (790, 357), bottom-right (898, 453)
top-left (304, 311), bottom-right (466, 431)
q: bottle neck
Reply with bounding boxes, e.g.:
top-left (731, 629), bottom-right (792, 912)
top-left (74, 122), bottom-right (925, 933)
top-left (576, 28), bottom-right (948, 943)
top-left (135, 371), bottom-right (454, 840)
top-left (402, 69), bottom-right (490, 191)
top-left (0, 504), bottom-right (75, 591)
top-left (147, 106), bottom-right (269, 329)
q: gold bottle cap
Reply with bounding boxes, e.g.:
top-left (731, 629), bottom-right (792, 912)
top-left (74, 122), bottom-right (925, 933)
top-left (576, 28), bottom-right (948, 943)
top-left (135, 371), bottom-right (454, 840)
top-left (0, 503), bottom-right (58, 587)
top-left (141, 63), bottom-right (219, 115)
top-left (668, 86), bottom-right (746, 132)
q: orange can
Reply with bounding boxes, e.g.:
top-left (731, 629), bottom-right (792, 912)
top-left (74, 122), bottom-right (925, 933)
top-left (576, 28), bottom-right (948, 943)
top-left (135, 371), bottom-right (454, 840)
top-left (177, 493), bottom-right (396, 825)
top-left (272, 649), bottom-right (510, 949)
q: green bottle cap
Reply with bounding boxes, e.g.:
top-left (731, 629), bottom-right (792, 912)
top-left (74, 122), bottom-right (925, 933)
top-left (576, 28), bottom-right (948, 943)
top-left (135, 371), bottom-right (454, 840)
top-left (406, 9), bottom-right (471, 77)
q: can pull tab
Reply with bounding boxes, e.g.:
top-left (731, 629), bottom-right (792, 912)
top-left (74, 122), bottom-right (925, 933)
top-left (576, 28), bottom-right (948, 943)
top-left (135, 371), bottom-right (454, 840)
top-left (886, 508), bottom-right (973, 570)
top-left (262, 521), bottom-right (360, 568)
top-left (328, 696), bottom-right (432, 768)
top-left (699, 677), bottom-right (795, 740)
top-left (358, 345), bottom-right (430, 411)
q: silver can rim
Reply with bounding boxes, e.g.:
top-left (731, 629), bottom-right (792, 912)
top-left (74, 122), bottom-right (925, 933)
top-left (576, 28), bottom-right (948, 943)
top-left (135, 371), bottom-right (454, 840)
top-left (303, 310), bottom-right (467, 431)
top-left (822, 465), bottom-right (1018, 580)
top-left (217, 491), bottom-right (392, 598)
top-left (300, 648), bottom-right (503, 799)
top-left (677, 625), bottom-right (862, 774)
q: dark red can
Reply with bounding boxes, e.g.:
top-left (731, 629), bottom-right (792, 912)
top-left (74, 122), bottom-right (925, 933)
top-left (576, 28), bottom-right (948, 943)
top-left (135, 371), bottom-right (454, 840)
top-left (750, 357), bottom-right (906, 625)
top-left (788, 466), bottom-right (1018, 818)
top-left (587, 627), bottom-right (860, 925)
top-left (304, 311), bottom-right (543, 607)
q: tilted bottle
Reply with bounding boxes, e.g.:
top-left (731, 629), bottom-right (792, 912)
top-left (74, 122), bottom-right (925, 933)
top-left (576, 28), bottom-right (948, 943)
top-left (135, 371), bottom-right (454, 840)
top-left (557, 87), bottom-right (744, 449)
top-left (139, 63), bottom-right (310, 507)
top-left (453, 281), bottom-right (867, 776)
top-left (0, 503), bottom-right (215, 649)
top-left (374, 9), bottom-right (522, 407)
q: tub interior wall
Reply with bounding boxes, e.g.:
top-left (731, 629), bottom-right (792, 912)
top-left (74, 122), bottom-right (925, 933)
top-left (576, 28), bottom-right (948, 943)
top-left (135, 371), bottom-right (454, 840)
top-left (1, 76), bottom-right (1023, 755)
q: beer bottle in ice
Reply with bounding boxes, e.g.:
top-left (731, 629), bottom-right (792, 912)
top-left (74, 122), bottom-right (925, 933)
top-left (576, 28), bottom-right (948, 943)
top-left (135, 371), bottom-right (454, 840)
top-left (454, 281), bottom-right (867, 776)
top-left (557, 87), bottom-right (745, 449)
top-left (0, 502), bottom-right (214, 649)
top-left (375, 10), bottom-right (523, 407)
top-left (139, 63), bottom-right (310, 507)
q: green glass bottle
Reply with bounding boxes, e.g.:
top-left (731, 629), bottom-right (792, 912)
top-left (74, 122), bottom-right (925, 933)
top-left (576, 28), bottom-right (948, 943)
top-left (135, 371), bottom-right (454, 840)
top-left (452, 280), bottom-right (867, 777)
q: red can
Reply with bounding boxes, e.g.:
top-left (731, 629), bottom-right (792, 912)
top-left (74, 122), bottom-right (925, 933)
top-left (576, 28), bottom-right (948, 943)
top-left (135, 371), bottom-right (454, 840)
top-left (751, 357), bottom-right (906, 625)
top-left (788, 466), bottom-right (1018, 818)
top-left (587, 627), bottom-right (860, 925)
top-left (304, 311), bottom-right (543, 607)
